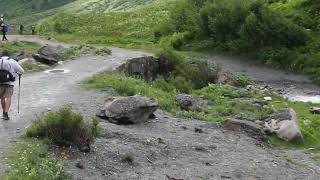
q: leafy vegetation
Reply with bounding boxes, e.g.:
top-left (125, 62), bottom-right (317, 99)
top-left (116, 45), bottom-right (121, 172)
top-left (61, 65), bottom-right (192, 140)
top-left (26, 106), bottom-right (100, 149)
top-left (4, 138), bottom-right (71, 180)
top-left (0, 41), bottom-right (41, 55)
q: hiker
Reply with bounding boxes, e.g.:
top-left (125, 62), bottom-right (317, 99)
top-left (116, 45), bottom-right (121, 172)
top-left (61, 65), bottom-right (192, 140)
top-left (19, 24), bottom-right (24, 35)
top-left (0, 49), bottom-right (24, 120)
top-left (31, 25), bottom-right (36, 35)
top-left (1, 15), bottom-right (8, 41)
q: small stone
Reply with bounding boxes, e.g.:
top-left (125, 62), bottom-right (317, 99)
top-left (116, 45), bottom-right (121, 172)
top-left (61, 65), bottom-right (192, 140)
top-left (47, 107), bottom-right (52, 111)
top-left (195, 127), bottom-right (203, 133)
top-left (76, 162), bottom-right (84, 169)
top-left (264, 97), bottom-right (272, 101)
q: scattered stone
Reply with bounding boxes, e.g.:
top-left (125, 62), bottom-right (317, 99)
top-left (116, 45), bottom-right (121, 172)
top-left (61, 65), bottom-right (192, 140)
top-left (224, 119), bottom-right (266, 141)
top-left (175, 94), bottom-right (196, 111)
top-left (47, 107), bottom-right (52, 112)
top-left (76, 162), bottom-right (85, 169)
top-left (264, 108), bottom-right (303, 142)
top-left (310, 107), bottom-right (320, 114)
top-left (79, 146), bottom-right (91, 153)
top-left (175, 94), bottom-right (212, 111)
top-left (264, 97), bottom-right (272, 101)
top-left (216, 71), bottom-right (236, 86)
top-left (194, 146), bottom-right (208, 152)
top-left (13, 51), bottom-right (26, 61)
top-left (97, 95), bottom-right (158, 124)
top-left (194, 127), bottom-right (204, 133)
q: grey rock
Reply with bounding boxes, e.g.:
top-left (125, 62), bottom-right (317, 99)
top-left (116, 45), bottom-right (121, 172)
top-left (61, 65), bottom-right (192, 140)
top-left (224, 119), bottom-right (266, 141)
top-left (265, 108), bottom-right (303, 142)
top-left (175, 94), bottom-right (212, 111)
top-left (310, 107), bottom-right (320, 114)
top-left (97, 96), bottom-right (158, 124)
top-left (117, 56), bottom-right (160, 81)
top-left (175, 94), bottom-right (196, 111)
top-left (32, 45), bottom-right (61, 65)
top-left (13, 51), bottom-right (26, 61)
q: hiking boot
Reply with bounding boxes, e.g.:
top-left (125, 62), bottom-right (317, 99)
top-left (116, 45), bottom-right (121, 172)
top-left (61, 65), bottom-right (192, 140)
top-left (3, 112), bottom-right (9, 120)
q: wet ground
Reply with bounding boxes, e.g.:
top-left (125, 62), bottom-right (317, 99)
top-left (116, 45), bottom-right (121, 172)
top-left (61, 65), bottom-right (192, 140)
top-left (0, 36), bottom-right (318, 179)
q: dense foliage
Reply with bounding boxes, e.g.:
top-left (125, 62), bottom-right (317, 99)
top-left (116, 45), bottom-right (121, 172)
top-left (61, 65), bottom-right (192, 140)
top-left (154, 0), bottom-right (320, 83)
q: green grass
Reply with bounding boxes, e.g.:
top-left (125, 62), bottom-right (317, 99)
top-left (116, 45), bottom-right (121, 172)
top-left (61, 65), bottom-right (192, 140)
top-left (0, 41), bottom-right (41, 55)
top-left (37, 0), bottom-right (177, 46)
top-left (4, 138), bottom-right (71, 180)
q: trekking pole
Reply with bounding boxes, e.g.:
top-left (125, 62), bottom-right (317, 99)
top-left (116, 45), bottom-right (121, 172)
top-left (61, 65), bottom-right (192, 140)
top-left (18, 74), bottom-right (21, 113)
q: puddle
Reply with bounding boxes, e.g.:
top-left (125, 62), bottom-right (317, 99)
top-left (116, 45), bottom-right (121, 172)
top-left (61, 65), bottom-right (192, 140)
top-left (286, 95), bottom-right (320, 104)
top-left (45, 69), bottom-right (70, 74)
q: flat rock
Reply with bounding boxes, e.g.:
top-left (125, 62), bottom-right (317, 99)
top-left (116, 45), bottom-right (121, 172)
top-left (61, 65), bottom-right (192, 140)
top-left (224, 119), bottom-right (266, 141)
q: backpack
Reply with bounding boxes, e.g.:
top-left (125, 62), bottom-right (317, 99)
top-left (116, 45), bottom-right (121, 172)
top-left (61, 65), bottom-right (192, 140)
top-left (2, 24), bottom-right (8, 33)
top-left (0, 59), bottom-right (15, 83)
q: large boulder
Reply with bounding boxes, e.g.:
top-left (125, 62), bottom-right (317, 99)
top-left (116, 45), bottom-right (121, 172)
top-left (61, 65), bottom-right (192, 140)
top-left (97, 96), bottom-right (158, 124)
top-left (32, 45), bottom-right (61, 65)
top-left (117, 56), bottom-right (160, 81)
top-left (264, 108), bottom-right (303, 142)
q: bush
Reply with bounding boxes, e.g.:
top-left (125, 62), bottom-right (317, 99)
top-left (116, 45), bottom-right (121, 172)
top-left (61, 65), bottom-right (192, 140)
top-left (156, 48), bottom-right (217, 88)
top-left (26, 106), bottom-right (100, 150)
top-left (233, 74), bottom-right (255, 87)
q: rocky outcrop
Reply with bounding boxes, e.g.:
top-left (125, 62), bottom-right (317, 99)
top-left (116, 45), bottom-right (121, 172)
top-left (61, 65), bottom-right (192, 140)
top-left (32, 45), bottom-right (61, 65)
top-left (117, 56), bottom-right (160, 81)
top-left (264, 108), bottom-right (303, 142)
top-left (97, 96), bottom-right (158, 124)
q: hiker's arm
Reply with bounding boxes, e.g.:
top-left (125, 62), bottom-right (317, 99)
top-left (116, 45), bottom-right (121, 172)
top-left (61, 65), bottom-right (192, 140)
top-left (12, 61), bottom-right (24, 75)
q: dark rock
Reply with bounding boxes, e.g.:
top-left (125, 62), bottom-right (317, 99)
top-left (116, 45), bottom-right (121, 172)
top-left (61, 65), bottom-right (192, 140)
top-left (175, 94), bottom-right (196, 111)
top-left (310, 107), bottom-right (320, 114)
top-left (79, 145), bottom-right (91, 153)
top-left (117, 56), bottom-right (160, 81)
top-left (76, 162), bottom-right (85, 169)
top-left (224, 119), bottom-right (266, 141)
top-left (13, 51), bottom-right (26, 61)
top-left (175, 94), bottom-right (212, 111)
top-left (32, 45), bottom-right (61, 65)
top-left (97, 96), bottom-right (158, 124)
top-left (195, 127), bottom-right (204, 133)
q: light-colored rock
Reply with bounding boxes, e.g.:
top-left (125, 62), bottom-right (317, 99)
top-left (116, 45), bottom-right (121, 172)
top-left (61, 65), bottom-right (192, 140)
top-left (97, 95), bottom-right (158, 124)
top-left (264, 97), bottom-right (272, 101)
top-left (264, 108), bottom-right (302, 142)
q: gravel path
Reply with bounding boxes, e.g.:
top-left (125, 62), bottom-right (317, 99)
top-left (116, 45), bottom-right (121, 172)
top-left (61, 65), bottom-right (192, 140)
top-left (0, 36), bottom-right (318, 179)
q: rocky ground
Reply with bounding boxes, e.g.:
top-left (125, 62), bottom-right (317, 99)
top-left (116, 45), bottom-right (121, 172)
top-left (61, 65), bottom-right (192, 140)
top-left (0, 36), bottom-right (319, 179)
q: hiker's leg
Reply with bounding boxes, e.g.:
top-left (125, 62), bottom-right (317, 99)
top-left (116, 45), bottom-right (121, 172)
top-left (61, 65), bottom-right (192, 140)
top-left (4, 97), bottom-right (11, 113)
top-left (1, 98), bottom-right (5, 111)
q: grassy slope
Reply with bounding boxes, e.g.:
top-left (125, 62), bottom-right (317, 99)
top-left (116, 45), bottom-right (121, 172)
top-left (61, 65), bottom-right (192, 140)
top-left (0, 0), bottom-right (157, 25)
top-left (37, 0), bottom-right (176, 47)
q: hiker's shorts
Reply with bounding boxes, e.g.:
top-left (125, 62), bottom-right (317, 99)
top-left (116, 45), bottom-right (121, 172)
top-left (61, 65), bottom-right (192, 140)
top-left (0, 84), bottom-right (13, 98)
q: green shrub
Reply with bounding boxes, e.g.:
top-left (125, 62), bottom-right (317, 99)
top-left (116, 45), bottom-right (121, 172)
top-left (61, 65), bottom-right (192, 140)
top-left (233, 74), bottom-right (255, 87)
top-left (26, 106), bottom-right (99, 150)
top-left (168, 76), bottom-right (193, 93)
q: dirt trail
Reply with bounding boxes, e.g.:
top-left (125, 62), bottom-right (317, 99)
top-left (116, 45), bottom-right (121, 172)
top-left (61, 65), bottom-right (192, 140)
top-left (0, 36), bottom-right (318, 179)
top-left (207, 54), bottom-right (320, 99)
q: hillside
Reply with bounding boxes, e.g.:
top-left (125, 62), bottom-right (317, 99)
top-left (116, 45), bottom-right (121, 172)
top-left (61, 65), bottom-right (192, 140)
top-left (0, 0), bottom-right (156, 25)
